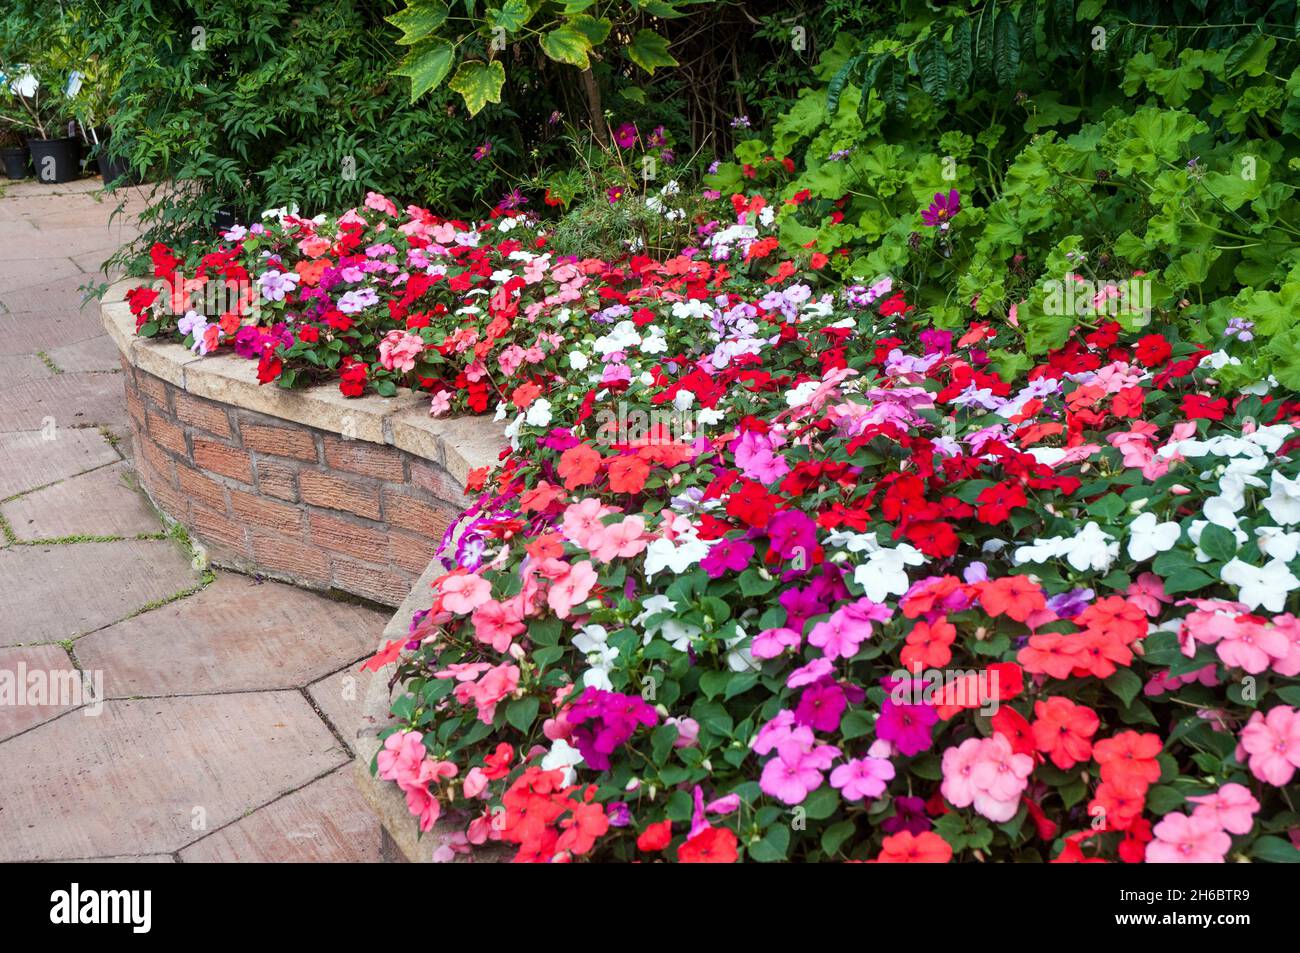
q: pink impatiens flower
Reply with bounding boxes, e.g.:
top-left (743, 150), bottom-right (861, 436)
top-left (759, 737), bottom-right (839, 805)
top-left (547, 560), bottom-right (598, 618)
top-left (830, 756), bottom-right (895, 802)
top-left (941, 733), bottom-right (1032, 822)
top-left (1187, 782), bottom-right (1260, 835)
top-left (1237, 705), bottom-right (1300, 786)
top-left (378, 328), bottom-right (424, 372)
top-left (438, 571), bottom-right (492, 615)
top-left (1145, 811), bottom-right (1232, 863)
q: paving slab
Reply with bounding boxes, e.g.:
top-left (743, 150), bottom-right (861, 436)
top-left (0, 643), bottom-right (84, 742)
top-left (0, 353), bottom-right (53, 389)
top-left (308, 663), bottom-right (374, 751)
top-left (45, 334), bottom-right (121, 373)
top-left (178, 765), bottom-right (383, 862)
top-left (0, 256), bottom-right (81, 295)
top-left (0, 538), bottom-right (199, 645)
top-left (0, 370), bottom-right (126, 432)
top-left (0, 691), bottom-right (346, 861)
top-left (75, 575), bottom-right (385, 696)
top-left (0, 309), bottom-right (105, 354)
top-left (0, 428), bottom-right (119, 498)
top-left (1, 461), bottom-right (159, 541)
top-left (0, 273), bottom-right (101, 315)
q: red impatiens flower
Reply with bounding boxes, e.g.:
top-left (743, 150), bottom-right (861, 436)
top-left (1017, 631), bottom-right (1086, 679)
top-left (1032, 696), bottom-right (1100, 770)
top-left (874, 830), bottom-right (953, 863)
top-left (1133, 333), bottom-right (1172, 367)
top-left (677, 826), bottom-right (739, 863)
top-left (637, 819), bottom-right (673, 852)
top-left (976, 481), bottom-right (1028, 525)
top-left (990, 706), bottom-right (1035, 758)
top-left (1089, 777), bottom-right (1149, 833)
top-left (903, 520), bottom-right (959, 558)
top-left (607, 455), bottom-right (650, 494)
top-left (1181, 393), bottom-right (1229, 421)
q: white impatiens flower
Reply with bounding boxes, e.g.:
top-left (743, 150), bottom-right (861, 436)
top-left (1127, 511), bottom-right (1181, 562)
top-left (785, 381), bottom-right (822, 408)
top-left (524, 398), bottom-right (552, 428)
top-left (643, 537), bottom-right (709, 579)
top-left (725, 626), bottom-right (760, 673)
top-left (1256, 526), bottom-right (1300, 563)
top-left (541, 739), bottom-right (584, 785)
top-left (1201, 495), bottom-right (1243, 530)
top-left (572, 624), bottom-right (618, 690)
top-left (1264, 470), bottom-right (1300, 525)
top-left (1220, 558), bottom-right (1300, 613)
top-left (1064, 522), bottom-right (1119, 573)
top-left (853, 544), bottom-right (926, 602)
top-left (569, 350), bottom-right (589, 370)
top-left (633, 595), bottom-right (699, 651)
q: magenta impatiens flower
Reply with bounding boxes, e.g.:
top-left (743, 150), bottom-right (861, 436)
top-left (701, 537), bottom-right (754, 578)
top-left (876, 698), bottom-right (938, 756)
top-left (921, 189), bottom-right (960, 227)
top-left (567, 688), bottom-right (659, 770)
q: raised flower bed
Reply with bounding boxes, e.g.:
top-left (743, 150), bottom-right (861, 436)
top-left (101, 281), bottom-right (504, 607)
top-left (110, 188), bottom-right (1300, 865)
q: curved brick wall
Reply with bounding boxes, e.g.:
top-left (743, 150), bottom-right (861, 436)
top-left (103, 281), bottom-right (504, 607)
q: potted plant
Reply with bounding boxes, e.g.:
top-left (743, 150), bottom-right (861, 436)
top-left (68, 56), bottom-right (137, 187)
top-left (0, 124), bottom-right (28, 178)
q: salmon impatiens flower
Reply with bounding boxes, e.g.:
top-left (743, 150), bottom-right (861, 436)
top-left (874, 830), bottom-right (953, 863)
top-left (1031, 697), bottom-right (1100, 770)
top-left (1237, 706), bottom-right (1300, 786)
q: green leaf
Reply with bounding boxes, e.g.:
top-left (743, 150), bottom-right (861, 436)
top-left (917, 39), bottom-right (950, 101)
top-left (821, 819), bottom-right (855, 856)
top-left (506, 695), bottom-right (540, 733)
top-left (1199, 523), bottom-right (1238, 562)
top-left (386, 1), bottom-right (450, 45)
top-left (802, 785), bottom-right (839, 820)
top-left (627, 29), bottom-right (678, 75)
top-left (539, 24), bottom-right (595, 68)
top-left (1251, 834), bottom-right (1300, 863)
top-left (394, 39), bottom-right (455, 100)
top-left (748, 823), bottom-right (790, 862)
top-left (489, 0), bottom-right (531, 33)
top-left (448, 60), bottom-right (506, 116)
top-left (994, 8), bottom-right (1021, 88)
top-left (569, 14), bottom-right (612, 46)
top-left (1106, 668), bottom-right (1143, 708)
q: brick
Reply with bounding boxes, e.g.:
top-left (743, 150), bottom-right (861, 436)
top-left (410, 461), bottom-right (471, 508)
top-left (250, 530), bottom-right (331, 587)
top-left (389, 531), bottom-right (439, 574)
top-left (125, 386), bottom-right (145, 430)
top-left (193, 438), bottom-right (253, 484)
top-left (146, 409), bottom-right (187, 457)
top-left (139, 436), bottom-right (178, 483)
top-left (255, 459), bottom-right (299, 502)
top-left (230, 486), bottom-right (304, 536)
top-left (241, 424), bottom-right (317, 461)
top-left (381, 487), bottom-right (456, 537)
top-left (308, 511), bottom-right (388, 564)
top-left (189, 502), bottom-right (251, 557)
top-left (135, 371), bottom-right (169, 409)
top-left (298, 470), bottom-right (381, 519)
top-left (173, 392), bottom-right (233, 439)
top-left (322, 435), bottom-right (405, 481)
top-left (176, 463), bottom-right (229, 514)
top-left (329, 557), bottom-right (411, 606)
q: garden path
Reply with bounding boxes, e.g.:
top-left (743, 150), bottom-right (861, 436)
top-left (0, 177), bottom-right (385, 862)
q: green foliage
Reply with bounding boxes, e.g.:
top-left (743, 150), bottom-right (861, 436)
top-left (709, 0), bottom-right (1300, 388)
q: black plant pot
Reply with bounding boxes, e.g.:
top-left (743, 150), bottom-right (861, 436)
top-left (1, 147), bottom-right (29, 179)
top-left (26, 136), bottom-right (83, 184)
top-left (93, 133), bottom-right (139, 187)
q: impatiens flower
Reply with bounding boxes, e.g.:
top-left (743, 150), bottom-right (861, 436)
top-left (1187, 782), bottom-right (1260, 835)
top-left (1093, 731), bottom-right (1163, 789)
top-left (830, 756), bottom-right (895, 801)
top-left (438, 571), bottom-right (492, 615)
top-left (1220, 558), bottom-right (1300, 613)
top-left (874, 830), bottom-right (952, 863)
top-left (876, 698), bottom-right (938, 757)
top-left (900, 616), bottom-right (956, 671)
top-left (1031, 696), bottom-right (1100, 770)
top-left (701, 537), bottom-right (754, 578)
top-left (941, 733), bottom-right (1033, 822)
top-left (547, 560), bottom-right (598, 618)
top-left (751, 626), bottom-right (801, 659)
top-left (1145, 811), bottom-right (1231, 863)
top-left (1126, 510), bottom-right (1181, 561)
top-left (759, 737), bottom-right (838, 805)
top-left (677, 825), bottom-right (738, 863)
top-left (378, 328), bottom-right (424, 372)
top-left (637, 819), bottom-right (673, 852)
top-left (979, 575), bottom-right (1046, 622)
top-left (1237, 706), bottom-right (1300, 786)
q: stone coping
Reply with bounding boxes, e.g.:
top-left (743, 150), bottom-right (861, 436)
top-left (101, 279), bottom-right (505, 487)
top-left (101, 279), bottom-right (508, 860)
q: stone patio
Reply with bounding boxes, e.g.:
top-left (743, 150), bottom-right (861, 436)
top-left (0, 176), bottom-right (385, 862)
